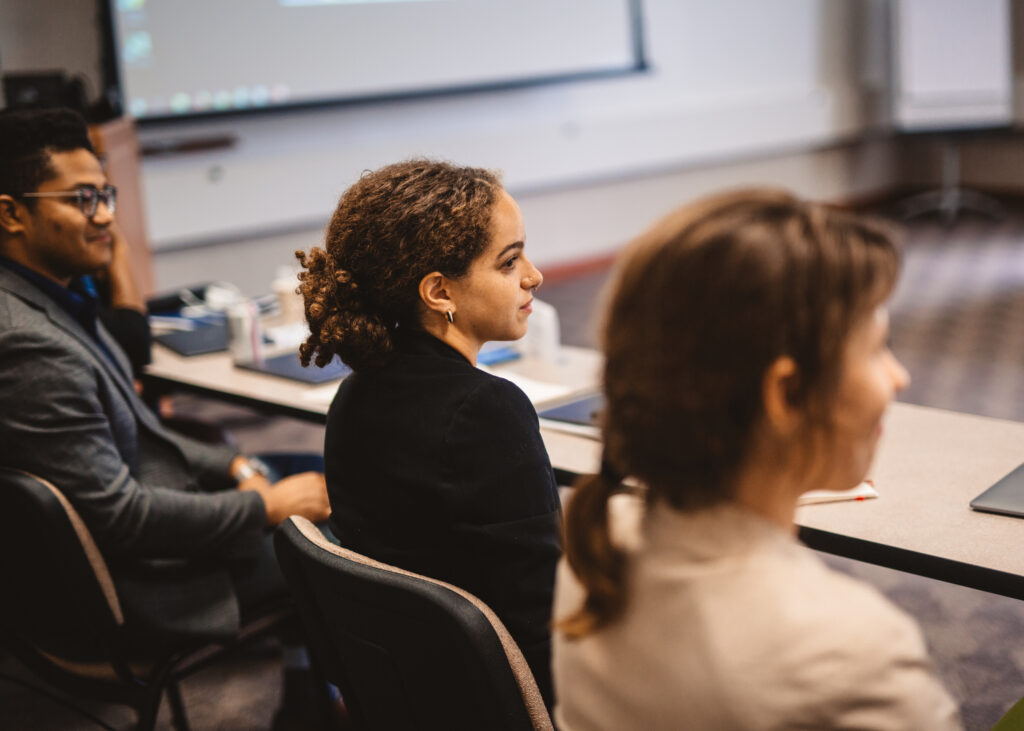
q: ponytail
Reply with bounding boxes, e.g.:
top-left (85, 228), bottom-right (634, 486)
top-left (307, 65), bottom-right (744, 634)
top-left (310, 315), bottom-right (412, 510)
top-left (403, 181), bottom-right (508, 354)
top-left (557, 458), bottom-right (629, 639)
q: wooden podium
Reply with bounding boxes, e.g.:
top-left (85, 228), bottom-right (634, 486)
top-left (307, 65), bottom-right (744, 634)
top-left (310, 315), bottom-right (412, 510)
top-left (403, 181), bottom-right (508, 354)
top-left (87, 117), bottom-right (154, 297)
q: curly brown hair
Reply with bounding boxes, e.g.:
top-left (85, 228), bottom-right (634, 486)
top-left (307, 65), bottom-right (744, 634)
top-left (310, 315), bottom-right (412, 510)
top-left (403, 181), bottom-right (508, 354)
top-left (559, 189), bottom-right (901, 638)
top-left (296, 159), bottom-right (501, 372)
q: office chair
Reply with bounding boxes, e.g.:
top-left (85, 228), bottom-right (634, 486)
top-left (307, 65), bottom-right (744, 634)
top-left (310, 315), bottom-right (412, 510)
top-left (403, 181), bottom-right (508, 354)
top-left (0, 467), bottom-right (290, 731)
top-left (273, 516), bottom-right (554, 731)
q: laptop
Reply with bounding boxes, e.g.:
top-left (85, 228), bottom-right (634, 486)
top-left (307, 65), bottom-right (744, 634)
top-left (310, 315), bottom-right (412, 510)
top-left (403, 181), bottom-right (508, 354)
top-left (236, 352), bottom-right (351, 384)
top-left (969, 462), bottom-right (1024, 517)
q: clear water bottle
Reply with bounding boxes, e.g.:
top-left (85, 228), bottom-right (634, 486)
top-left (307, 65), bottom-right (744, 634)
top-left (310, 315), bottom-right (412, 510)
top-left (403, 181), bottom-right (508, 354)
top-left (227, 299), bottom-right (264, 365)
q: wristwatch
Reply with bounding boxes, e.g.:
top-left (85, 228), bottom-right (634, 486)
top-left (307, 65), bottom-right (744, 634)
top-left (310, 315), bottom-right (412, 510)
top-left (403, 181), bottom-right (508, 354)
top-left (234, 457), bottom-right (270, 482)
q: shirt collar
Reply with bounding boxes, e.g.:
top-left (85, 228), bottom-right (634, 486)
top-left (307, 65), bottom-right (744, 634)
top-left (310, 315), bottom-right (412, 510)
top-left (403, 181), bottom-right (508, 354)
top-left (0, 256), bottom-right (100, 335)
top-left (393, 327), bottom-right (472, 365)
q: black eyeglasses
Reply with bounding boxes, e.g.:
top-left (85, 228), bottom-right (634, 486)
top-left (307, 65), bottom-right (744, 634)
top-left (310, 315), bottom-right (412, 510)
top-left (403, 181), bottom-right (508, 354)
top-left (20, 184), bottom-right (118, 218)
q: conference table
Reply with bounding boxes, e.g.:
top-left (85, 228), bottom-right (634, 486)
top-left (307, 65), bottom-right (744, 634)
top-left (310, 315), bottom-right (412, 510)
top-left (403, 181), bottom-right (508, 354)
top-left (145, 342), bottom-right (604, 422)
top-left (146, 342), bottom-right (1024, 601)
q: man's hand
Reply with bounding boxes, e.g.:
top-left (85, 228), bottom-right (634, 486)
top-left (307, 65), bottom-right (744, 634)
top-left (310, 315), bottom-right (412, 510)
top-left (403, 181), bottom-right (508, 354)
top-left (104, 221), bottom-right (146, 312)
top-left (255, 471), bottom-right (330, 526)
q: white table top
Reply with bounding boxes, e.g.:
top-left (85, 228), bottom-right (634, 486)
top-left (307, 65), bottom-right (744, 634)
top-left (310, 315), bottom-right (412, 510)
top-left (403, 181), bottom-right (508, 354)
top-left (146, 342), bottom-right (603, 420)
top-left (797, 402), bottom-right (1024, 592)
top-left (540, 400), bottom-right (1024, 598)
top-left (147, 343), bottom-right (1024, 597)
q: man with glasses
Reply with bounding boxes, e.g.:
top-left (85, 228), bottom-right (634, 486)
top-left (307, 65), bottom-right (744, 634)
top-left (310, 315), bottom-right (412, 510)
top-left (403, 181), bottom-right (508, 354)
top-left (0, 108), bottom-right (334, 726)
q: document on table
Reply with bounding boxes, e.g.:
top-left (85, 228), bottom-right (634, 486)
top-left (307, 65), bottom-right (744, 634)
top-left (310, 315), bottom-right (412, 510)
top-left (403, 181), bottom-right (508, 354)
top-left (475, 366), bottom-right (574, 407)
top-left (799, 480), bottom-right (878, 505)
top-left (298, 364), bottom-right (574, 408)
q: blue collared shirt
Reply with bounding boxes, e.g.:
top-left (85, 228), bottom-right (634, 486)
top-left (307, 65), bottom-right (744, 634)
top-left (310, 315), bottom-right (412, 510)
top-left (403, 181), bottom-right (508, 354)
top-left (0, 256), bottom-right (116, 364)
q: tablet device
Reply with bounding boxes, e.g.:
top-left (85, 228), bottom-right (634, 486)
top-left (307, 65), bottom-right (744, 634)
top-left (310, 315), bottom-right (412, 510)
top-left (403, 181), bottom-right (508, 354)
top-left (538, 392), bottom-right (604, 427)
top-left (237, 352), bottom-right (351, 384)
top-left (969, 462), bottom-right (1024, 517)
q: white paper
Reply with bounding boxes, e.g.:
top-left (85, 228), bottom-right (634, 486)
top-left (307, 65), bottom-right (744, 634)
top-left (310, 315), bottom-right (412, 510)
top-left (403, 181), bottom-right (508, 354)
top-left (798, 481), bottom-right (878, 506)
top-left (488, 371), bottom-right (573, 406)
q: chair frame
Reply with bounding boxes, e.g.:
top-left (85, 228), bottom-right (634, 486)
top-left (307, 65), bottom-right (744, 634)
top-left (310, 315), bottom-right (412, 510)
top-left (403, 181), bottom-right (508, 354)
top-left (0, 466), bottom-right (290, 731)
top-left (274, 515), bottom-right (554, 731)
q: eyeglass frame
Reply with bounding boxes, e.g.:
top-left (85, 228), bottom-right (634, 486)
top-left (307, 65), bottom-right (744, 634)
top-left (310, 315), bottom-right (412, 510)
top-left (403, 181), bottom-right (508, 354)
top-left (17, 184), bottom-right (118, 218)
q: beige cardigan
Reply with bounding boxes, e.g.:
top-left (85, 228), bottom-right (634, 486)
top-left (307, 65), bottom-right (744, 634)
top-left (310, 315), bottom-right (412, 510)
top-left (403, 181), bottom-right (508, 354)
top-left (552, 496), bottom-right (961, 730)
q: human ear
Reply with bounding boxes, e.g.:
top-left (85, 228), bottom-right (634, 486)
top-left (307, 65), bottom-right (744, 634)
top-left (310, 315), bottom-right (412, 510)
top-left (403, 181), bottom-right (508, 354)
top-left (761, 355), bottom-right (802, 436)
top-left (417, 271), bottom-right (454, 318)
top-left (0, 195), bottom-right (26, 236)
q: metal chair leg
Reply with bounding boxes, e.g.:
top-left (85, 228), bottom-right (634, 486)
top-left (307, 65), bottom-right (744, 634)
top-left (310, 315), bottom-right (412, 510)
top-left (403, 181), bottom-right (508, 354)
top-left (135, 687), bottom-right (164, 731)
top-left (166, 680), bottom-right (191, 731)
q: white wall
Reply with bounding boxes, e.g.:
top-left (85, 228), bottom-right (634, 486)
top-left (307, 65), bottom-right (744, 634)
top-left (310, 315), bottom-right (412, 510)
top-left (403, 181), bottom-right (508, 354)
top-left (127, 0), bottom-right (900, 293)
top-left (0, 0), bottom-right (961, 295)
top-left (138, 0), bottom-right (886, 247)
top-left (155, 135), bottom-right (902, 296)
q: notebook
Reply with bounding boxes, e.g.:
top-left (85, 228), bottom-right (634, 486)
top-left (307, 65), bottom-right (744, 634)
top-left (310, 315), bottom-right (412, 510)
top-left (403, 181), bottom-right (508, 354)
top-left (236, 352), bottom-right (351, 384)
top-left (539, 392), bottom-right (604, 426)
top-left (537, 393), bottom-right (604, 439)
top-left (153, 318), bottom-right (229, 356)
top-left (970, 462), bottom-right (1024, 517)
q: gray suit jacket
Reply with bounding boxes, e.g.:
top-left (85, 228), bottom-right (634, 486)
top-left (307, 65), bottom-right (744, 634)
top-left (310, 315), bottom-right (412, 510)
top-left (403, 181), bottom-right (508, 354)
top-left (0, 266), bottom-right (266, 644)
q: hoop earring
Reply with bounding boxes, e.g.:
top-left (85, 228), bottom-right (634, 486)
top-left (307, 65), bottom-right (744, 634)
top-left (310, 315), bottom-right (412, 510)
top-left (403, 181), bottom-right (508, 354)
top-left (445, 310), bottom-right (455, 324)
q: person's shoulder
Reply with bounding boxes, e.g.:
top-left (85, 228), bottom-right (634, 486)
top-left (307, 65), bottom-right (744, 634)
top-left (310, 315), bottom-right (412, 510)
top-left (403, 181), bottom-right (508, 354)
top-left (792, 565), bottom-right (960, 728)
top-left (763, 546), bottom-right (921, 640)
top-left (464, 370), bottom-right (535, 416)
top-left (729, 553), bottom-right (957, 727)
top-left (0, 323), bottom-right (98, 404)
top-left (390, 345), bottom-right (532, 409)
top-left (758, 550), bottom-right (934, 680)
top-left (438, 371), bottom-right (538, 447)
top-left (0, 281), bottom-right (41, 328)
top-left (0, 307), bottom-right (65, 352)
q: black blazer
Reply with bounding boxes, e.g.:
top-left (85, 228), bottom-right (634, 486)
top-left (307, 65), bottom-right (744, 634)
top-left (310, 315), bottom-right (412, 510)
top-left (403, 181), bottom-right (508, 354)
top-left (325, 329), bottom-right (561, 705)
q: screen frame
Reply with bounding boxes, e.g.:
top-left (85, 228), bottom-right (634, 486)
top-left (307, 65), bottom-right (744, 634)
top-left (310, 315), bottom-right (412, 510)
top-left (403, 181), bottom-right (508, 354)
top-left (102, 0), bottom-right (648, 127)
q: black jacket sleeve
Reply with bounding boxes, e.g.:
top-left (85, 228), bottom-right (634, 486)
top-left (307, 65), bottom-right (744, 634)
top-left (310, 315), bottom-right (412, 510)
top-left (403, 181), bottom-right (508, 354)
top-left (0, 327), bottom-right (265, 561)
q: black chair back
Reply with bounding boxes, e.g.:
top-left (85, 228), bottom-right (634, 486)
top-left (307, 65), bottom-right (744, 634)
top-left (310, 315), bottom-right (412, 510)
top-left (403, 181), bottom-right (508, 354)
top-left (274, 516), bottom-right (553, 731)
top-left (0, 466), bottom-right (124, 658)
top-left (0, 466), bottom-right (290, 730)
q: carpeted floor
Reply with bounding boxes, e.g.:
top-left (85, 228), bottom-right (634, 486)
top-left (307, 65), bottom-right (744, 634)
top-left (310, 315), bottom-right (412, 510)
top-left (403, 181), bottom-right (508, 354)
top-left (6, 207), bottom-right (1024, 729)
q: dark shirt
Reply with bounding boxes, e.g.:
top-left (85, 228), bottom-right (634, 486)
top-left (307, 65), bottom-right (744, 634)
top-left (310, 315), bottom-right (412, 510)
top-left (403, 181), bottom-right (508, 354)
top-left (0, 257), bottom-right (119, 365)
top-left (0, 258), bottom-right (152, 378)
top-left (0, 256), bottom-right (99, 337)
top-left (325, 328), bottom-right (562, 707)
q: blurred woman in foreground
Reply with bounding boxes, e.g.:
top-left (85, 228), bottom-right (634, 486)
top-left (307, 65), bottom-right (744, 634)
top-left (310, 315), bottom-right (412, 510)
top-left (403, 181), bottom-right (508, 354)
top-left (552, 190), bottom-right (961, 730)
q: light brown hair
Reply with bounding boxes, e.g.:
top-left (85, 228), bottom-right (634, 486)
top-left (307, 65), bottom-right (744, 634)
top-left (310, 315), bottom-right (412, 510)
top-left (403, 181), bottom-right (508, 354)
top-left (297, 159), bottom-right (501, 372)
top-left (559, 189), bottom-right (900, 638)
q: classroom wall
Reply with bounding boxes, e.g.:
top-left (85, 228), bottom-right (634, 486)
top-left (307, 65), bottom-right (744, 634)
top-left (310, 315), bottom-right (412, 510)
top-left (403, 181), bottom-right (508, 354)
top-left (135, 0), bottom-right (894, 294)
top-left (2, 1), bottom-right (1022, 296)
top-left (136, 0), bottom-right (885, 246)
top-left (155, 136), bottom-right (902, 296)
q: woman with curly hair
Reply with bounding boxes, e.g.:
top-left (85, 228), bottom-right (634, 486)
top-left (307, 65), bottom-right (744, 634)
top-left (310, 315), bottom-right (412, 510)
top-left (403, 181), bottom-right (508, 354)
top-left (297, 159), bottom-right (560, 705)
top-left (551, 190), bottom-right (960, 730)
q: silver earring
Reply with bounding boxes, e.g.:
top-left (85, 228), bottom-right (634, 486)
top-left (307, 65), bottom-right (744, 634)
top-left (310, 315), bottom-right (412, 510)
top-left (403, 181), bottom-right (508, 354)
top-left (445, 310), bottom-right (455, 324)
